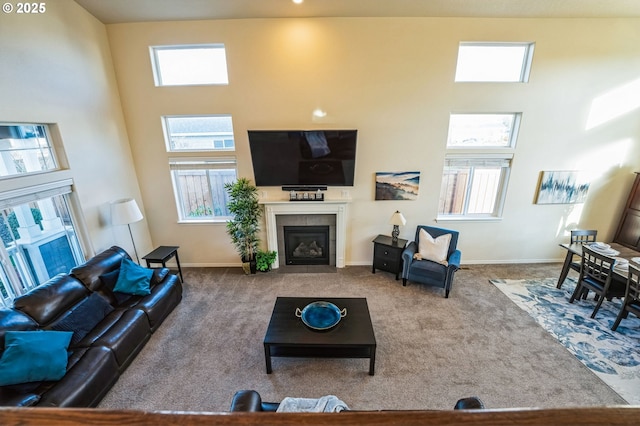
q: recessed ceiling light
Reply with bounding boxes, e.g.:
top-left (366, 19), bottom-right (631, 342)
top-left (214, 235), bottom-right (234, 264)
top-left (293, 0), bottom-right (303, 4)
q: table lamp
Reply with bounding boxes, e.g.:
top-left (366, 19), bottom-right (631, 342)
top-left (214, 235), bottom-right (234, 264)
top-left (389, 210), bottom-right (406, 243)
top-left (111, 198), bottom-right (143, 263)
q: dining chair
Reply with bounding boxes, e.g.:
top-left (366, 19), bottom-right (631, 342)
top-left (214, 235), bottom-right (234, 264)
top-left (568, 229), bottom-right (598, 273)
top-left (557, 229), bottom-right (598, 290)
top-left (569, 245), bottom-right (624, 319)
top-left (611, 264), bottom-right (640, 331)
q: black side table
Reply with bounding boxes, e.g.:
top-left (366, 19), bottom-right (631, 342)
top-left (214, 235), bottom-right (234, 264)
top-left (142, 246), bottom-right (183, 283)
top-left (372, 234), bottom-right (408, 280)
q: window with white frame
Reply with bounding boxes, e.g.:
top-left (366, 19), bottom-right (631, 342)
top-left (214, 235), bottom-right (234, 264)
top-left (439, 156), bottom-right (512, 218)
top-left (163, 115), bottom-right (235, 151)
top-left (169, 158), bottom-right (237, 221)
top-left (454, 42), bottom-right (534, 82)
top-left (439, 111), bottom-right (518, 219)
top-left (0, 124), bottom-right (57, 178)
top-left (447, 113), bottom-right (521, 148)
top-left (162, 114), bottom-right (237, 222)
top-left (150, 44), bottom-right (229, 86)
top-left (0, 122), bottom-right (85, 306)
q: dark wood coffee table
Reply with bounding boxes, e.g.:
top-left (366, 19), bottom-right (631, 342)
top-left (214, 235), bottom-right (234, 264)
top-left (264, 297), bottom-right (377, 375)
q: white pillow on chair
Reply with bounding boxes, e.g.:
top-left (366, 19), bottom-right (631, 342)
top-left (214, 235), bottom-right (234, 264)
top-left (417, 229), bottom-right (451, 266)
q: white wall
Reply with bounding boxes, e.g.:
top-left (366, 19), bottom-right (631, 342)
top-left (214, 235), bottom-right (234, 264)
top-left (0, 0), bottom-right (152, 259)
top-left (106, 17), bottom-right (640, 266)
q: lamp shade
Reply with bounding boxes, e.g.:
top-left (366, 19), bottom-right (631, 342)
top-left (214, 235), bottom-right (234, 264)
top-left (389, 210), bottom-right (406, 226)
top-left (111, 198), bottom-right (143, 225)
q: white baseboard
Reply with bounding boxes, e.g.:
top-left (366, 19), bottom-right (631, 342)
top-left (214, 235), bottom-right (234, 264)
top-left (178, 258), bottom-right (564, 268)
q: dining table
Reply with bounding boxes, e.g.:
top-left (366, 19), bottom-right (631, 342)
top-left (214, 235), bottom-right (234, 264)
top-left (557, 241), bottom-right (640, 288)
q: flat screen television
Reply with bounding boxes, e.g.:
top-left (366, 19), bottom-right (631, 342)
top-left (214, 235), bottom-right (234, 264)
top-left (247, 130), bottom-right (357, 187)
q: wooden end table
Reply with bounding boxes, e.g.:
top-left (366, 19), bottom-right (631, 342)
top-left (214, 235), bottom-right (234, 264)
top-left (372, 234), bottom-right (408, 280)
top-left (142, 246), bottom-right (183, 283)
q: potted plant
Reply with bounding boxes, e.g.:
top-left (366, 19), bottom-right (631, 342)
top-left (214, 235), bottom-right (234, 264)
top-left (256, 250), bottom-right (277, 272)
top-left (224, 177), bottom-right (262, 274)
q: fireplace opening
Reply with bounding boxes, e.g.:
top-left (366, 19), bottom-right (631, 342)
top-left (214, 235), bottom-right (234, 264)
top-left (283, 226), bottom-right (330, 265)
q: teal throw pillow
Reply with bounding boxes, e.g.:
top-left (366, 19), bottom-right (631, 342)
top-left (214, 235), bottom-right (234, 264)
top-left (0, 330), bottom-right (73, 386)
top-left (113, 258), bottom-right (153, 296)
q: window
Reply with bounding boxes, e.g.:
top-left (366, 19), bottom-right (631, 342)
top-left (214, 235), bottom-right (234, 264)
top-left (439, 156), bottom-right (511, 218)
top-left (0, 123), bottom-right (84, 306)
top-left (447, 113), bottom-right (521, 148)
top-left (0, 181), bottom-right (85, 306)
top-left (163, 115), bottom-right (235, 151)
top-left (163, 114), bottom-right (237, 222)
top-left (439, 112), bottom-right (518, 219)
top-left (150, 44), bottom-right (229, 86)
top-left (169, 158), bottom-right (237, 221)
top-left (0, 124), bottom-right (57, 178)
top-left (455, 42), bottom-right (534, 82)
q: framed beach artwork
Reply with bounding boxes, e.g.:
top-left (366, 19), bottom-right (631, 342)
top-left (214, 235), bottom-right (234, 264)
top-left (535, 171), bottom-right (590, 204)
top-left (375, 172), bottom-right (420, 201)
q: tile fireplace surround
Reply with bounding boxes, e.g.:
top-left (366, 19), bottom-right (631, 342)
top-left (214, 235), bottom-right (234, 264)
top-left (261, 200), bottom-right (348, 269)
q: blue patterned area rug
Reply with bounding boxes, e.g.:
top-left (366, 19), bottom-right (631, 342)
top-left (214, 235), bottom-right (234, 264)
top-left (490, 277), bottom-right (640, 405)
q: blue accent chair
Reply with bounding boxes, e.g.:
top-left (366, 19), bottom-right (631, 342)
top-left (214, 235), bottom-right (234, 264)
top-left (401, 225), bottom-right (461, 298)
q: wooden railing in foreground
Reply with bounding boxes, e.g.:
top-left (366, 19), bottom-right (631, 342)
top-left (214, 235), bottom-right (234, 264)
top-left (1, 407), bottom-right (640, 426)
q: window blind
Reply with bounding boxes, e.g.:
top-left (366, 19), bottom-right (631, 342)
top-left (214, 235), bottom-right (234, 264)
top-left (0, 179), bottom-right (72, 210)
top-left (169, 157), bottom-right (236, 171)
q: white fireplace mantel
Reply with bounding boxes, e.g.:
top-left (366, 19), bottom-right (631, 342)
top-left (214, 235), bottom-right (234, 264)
top-left (261, 200), bottom-right (349, 268)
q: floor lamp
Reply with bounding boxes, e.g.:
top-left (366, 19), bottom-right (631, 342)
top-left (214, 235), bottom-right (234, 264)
top-left (111, 198), bottom-right (143, 264)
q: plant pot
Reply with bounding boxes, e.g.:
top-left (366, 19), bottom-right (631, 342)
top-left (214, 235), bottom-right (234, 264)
top-left (242, 256), bottom-right (257, 275)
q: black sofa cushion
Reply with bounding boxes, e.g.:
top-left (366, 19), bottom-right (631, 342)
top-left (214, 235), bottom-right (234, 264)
top-left (70, 246), bottom-right (128, 292)
top-left (0, 309), bottom-right (38, 350)
top-left (77, 308), bottom-right (150, 370)
top-left (36, 346), bottom-right (120, 408)
top-left (12, 275), bottom-right (89, 326)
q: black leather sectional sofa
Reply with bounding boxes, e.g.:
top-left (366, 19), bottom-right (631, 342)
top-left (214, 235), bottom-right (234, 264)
top-left (0, 246), bottom-right (182, 407)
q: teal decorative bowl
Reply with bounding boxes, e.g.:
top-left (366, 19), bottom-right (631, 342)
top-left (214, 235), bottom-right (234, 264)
top-left (295, 301), bottom-right (347, 331)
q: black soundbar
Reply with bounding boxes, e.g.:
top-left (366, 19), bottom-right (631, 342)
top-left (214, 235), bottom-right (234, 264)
top-left (282, 185), bottom-right (328, 192)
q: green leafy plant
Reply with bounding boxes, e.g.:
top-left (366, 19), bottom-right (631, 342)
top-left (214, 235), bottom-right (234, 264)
top-left (256, 250), bottom-right (277, 272)
top-left (224, 178), bottom-right (262, 270)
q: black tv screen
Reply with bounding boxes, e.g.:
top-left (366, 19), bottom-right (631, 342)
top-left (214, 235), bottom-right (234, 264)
top-left (248, 130), bottom-right (357, 187)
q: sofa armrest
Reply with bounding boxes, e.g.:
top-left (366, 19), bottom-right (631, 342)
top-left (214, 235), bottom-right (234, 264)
top-left (230, 390), bottom-right (265, 412)
top-left (448, 249), bottom-right (461, 270)
top-left (151, 268), bottom-right (170, 286)
top-left (454, 396), bottom-right (484, 410)
top-left (401, 242), bottom-right (418, 277)
top-left (230, 390), bottom-right (279, 412)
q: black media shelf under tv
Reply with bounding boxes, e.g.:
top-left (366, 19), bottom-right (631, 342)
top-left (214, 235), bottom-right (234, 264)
top-left (282, 185), bottom-right (328, 192)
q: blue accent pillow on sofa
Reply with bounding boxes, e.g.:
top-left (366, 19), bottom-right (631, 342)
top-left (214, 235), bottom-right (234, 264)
top-left (113, 258), bottom-right (153, 296)
top-left (0, 330), bottom-right (73, 386)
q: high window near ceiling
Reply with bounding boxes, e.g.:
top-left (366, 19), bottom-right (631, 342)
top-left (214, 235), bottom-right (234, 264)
top-left (0, 123), bottom-right (85, 306)
top-left (150, 44), bottom-right (229, 86)
top-left (438, 114), bottom-right (520, 219)
top-left (0, 124), bottom-right (56, 177)
top-left (163, 115), bottom-right (237, 222)
top-left (455, 42), bottom-right (535, 83)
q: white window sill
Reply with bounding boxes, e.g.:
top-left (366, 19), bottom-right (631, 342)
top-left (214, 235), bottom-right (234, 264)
top-left (436, 216), bottom-right (502, 223)
top-left (177, 219), bottom-right (228, 224)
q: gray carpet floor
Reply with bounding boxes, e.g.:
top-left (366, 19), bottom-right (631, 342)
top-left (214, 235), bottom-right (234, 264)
top-left (98, 263), bottom-right (627, 412)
